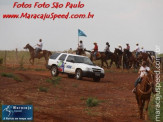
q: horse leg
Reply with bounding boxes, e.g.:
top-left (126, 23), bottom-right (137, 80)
top-left (106, 61), bottom-right (109, 68)
top-left (29, 58), bottom-right (33, 65)
top-left (110, 60), bottom-right (113, 68)
top-left (45, 56), bottom-right (48, 65)
top-left (144, 100), bottom-right (150, 120)
top-left (32, 58), bottom-right (34, 65)
top-left (138, 98), bottom-right (143, 119)
top-left (101, 60), bottom-right (104, 67)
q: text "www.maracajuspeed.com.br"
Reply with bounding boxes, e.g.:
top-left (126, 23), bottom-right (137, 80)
top-left (3, 12), bottom-right (94, 20)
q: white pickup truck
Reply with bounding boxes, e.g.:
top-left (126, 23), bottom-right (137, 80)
top-left (47, 53), bottom-right (105, 82)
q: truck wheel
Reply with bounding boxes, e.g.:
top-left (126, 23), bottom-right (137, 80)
top-left (68, 74), bottom-right (75, 78)
top-left (93, 77), bottom-right (100, 82)
top-left (51, 65), bottom-right (59, 76)
top-left (76, 69), bottom-right (82, 80)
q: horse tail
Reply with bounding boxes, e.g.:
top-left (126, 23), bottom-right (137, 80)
top-left (48, 51), bottom-right (52, 57)
top-left (148, 53), bottom-right (153, 62)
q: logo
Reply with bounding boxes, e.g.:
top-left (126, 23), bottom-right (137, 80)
top-left (57, 61), bottom-right (64, 72)
top-left (2, 105), bottom-right (33, 121)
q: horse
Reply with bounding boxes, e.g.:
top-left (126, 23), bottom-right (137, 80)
top-left (24, 44), bottom-right (52, 65)
top-left (85, 49), bottom-right (120, 68)
top-left (137, 52), bottom-right (153, 66)
top-left (123, 49), bottom-right (139, 69)
top-left (135, 70), bottom-right (155, 120)
top-left (84, 49), bottom-right (109, 68)
top-left (114, 48), bottom-right (123, 67)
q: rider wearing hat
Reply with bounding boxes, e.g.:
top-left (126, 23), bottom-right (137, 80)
top-left (132, 61), bottom-right (156, 94)
top-left (78, 40), bottom-right (84, 55)
top-left (118, 44), bottom-right (122, 51)
top-left (93, 42), bottom-right (98, 59)
top-left (135, 43), bottom-right (140, 58)
top-left (140, 46), bottom-right (146, 53)
top-left (126, 43), bottom-right (130, 51)
top-left (104, 42), bottom-right (110, 58)
top-left (35, 39), bottom-right (43, 56)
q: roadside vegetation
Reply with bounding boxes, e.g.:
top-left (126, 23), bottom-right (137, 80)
top-left (46, 77), bottom-right (61, 86)
top-left (86, 97), bottom-right (100, 107)
top-left (1, 72), bottom-right (23, 82)
top-left (148, 82), bottom-right (163, 121)
top-left (38, 86), bottom-right (49, 92)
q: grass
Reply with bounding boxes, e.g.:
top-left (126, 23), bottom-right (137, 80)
top-left (38, 86), bottom-right (48, 92)
top-left (72, 83), bottom-right (78, 88)
top-left (86, 97), bottom-right (100, 107)
top-left (46, 77), bottom-right (61, 86)
top-left (24, 99), bottom-right (33, 105)
top-left (0, 58), bottom-right (3, 65)
top-left (0, 104), bottom-right (2, 121)
top-left (35, 68), bottom-right (46, 71)
top-left (148, 81), bottom-right (163, 121)
top-left (83, 108), bottom-right (99, 116)
top-left (1, 72), bottom-right (23, 82)
top-left (80, 97), bottom-right (86, 100)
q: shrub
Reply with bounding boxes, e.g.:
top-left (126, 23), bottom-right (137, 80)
top-left (0, 58), bottom-right (3, 65)
top-left (46, 77), bottom-right (61, 86)
top-left (86, 97), bottom-right (99, 107)
top-left (1, 72), bottom-right (23, 82)
top-left (39, 86), bottom-right (48, 92)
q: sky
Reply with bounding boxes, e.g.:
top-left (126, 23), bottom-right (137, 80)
top-left (0, 0), bottom-right (162, 53)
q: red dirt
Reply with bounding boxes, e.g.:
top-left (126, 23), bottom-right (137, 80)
top-left (0, 68), bottom-right (146, 122)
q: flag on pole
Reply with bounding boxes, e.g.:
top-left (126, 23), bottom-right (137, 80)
top-left (78, 29), bottom-right (87, 37)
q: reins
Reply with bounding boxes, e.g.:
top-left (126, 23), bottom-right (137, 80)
top-left (138, 75), bottom-right (153, 95)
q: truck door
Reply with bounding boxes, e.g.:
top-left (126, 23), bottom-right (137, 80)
top-left (57, 54), bottom-right (67, 72)
top-left (64, 55), bottom-right (75, 74)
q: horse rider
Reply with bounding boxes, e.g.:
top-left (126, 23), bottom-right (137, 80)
top-left (132, 61), bottom-right (156, 93)
top-left (118, 44), bottom-right (122, 51)
top-left (93, 42), bottom-right (98, 59)
top-left (126, 43), bottom-right (130, 51)
top-left (35, 39), bottom-right (43, 56)
top-left (140, 46), bottom-right (146, 53)
top-left (135, 43), bottom-right (140, 58)
top-left (77, 40), bottom-right (84, 55)
top-left (104, 42), bottom-right (110, 58)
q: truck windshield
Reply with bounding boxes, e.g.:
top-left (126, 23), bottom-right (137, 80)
top-left (74, 56), bottom-right (93, 65)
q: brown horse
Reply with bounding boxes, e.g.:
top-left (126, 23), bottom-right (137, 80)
top-left (24, 44), bottom-right (52, 65)
top-left (123, 49), bottom-right (139, 69)
top-left (138, 52), bottom-right (153, 66)
top-left (135, 71), bottom-right (155, 120)
top-left (114, 48), bottom-right (123, 67)
top-left (84, 49), bottom-right (109, 68)
top-left (85, 49), bottom-right (120, 68)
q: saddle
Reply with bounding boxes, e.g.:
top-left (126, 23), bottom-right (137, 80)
top-left (96, 52), bottom-right (101, 58)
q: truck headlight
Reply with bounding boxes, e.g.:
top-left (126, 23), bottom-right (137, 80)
top-left (101, 69), bottom-right (104, 74)
top-left (86, 68), bottom-right (93, 72)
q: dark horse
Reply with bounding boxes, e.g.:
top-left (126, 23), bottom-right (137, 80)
top-left (114, 48), bottom-right (123, 67)
top-left (123, 49), bottom-right (139, 69)
top-left (137, 52), bottom-right (153, 66)
top-left (24, 44), bottom-right (52, 65)
top-left (85, 49), bottom-right (119, 68)
top-left (135, 71), bottom-right (155, 120)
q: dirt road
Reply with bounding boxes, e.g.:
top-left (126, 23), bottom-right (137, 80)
top-left (0, 68), bottom-right (145, 122)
